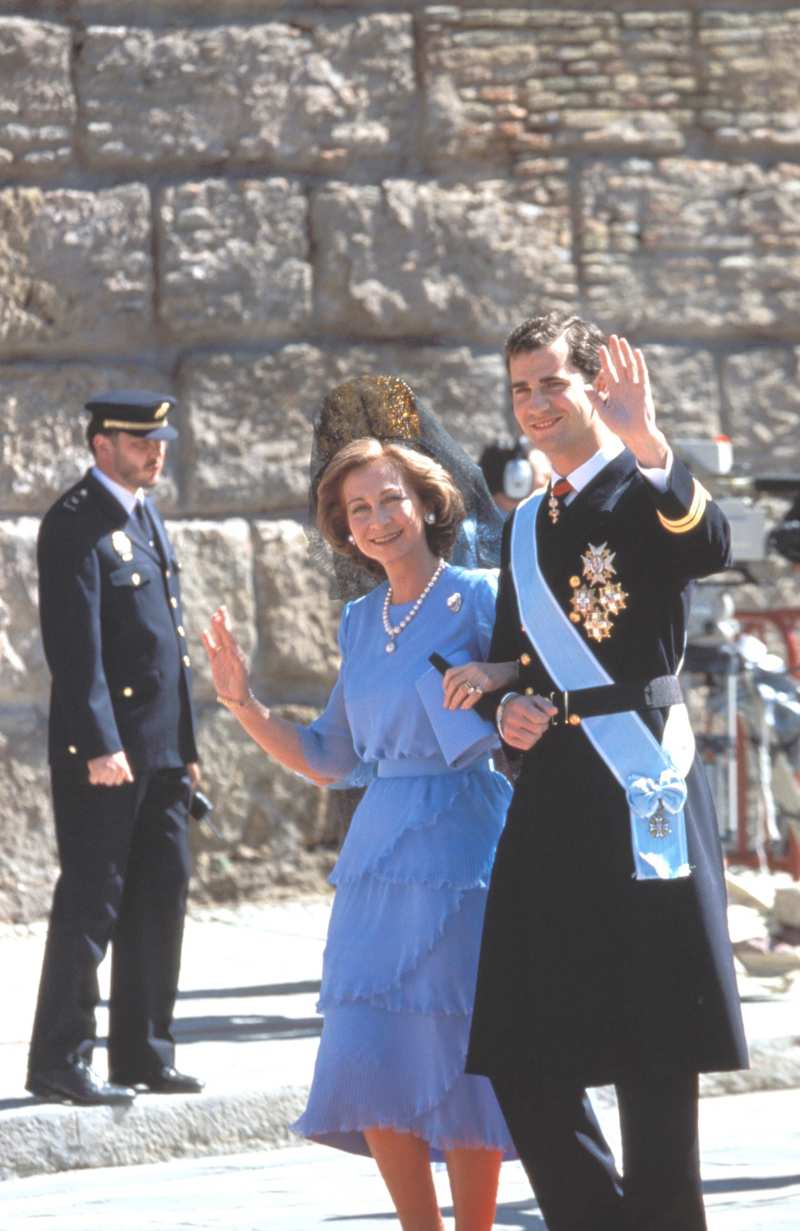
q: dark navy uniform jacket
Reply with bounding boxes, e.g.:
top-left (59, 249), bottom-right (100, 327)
top-left (467, 451), bottom-right (749, 1088)
top-left (38, 470), bottom-right (197, 773)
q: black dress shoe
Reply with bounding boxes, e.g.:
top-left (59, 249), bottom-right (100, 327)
top-left (26, 1061), bottom-right (136, 1106)
top-left (112, 1065), bottom-right (205, 1094)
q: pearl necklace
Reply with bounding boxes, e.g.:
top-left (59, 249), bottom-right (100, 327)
top-left (382, 559), bottom-right (447, 653)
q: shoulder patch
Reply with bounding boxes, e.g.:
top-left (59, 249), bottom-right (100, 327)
top-left (60, 486), bottom-right (89, 513)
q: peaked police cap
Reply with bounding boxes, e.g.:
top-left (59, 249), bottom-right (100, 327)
top-left (85, 390), bottom-right (178, 440)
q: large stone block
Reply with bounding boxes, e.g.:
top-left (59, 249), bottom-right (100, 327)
top-left (179, 343), bottom-right (511, 515)
top-left (79, 16), bottom-right (414, 172)
top-left (642, 346), bottom-right (722, 440)
top-left (0, 361), bottom-right (176, 514)
top-left (0, 708), bottom-right (55, 924)
top-left (699, 11), bottom-right (800, 149)
top-left (163, 519), bottom-right (257, 703)
top-left (252, 520), bottom-right (342, 702)
top-left (159, 178), bottom-right (312, 343)
top-left (0, 519), bottom-right (47, 705)
top-left (0, 185), bottom-right (154, 355)
top-left (313, 179), bottom-right (575, 343)
top-left (422, 7), bottom-right (692, 166)
top-left (190, 704), bottom-right (335, 902)
top-left (580, 159), bottom-right (800, 336)
top-left (721, 348), bottom-right (800, 471)
top-left (0, 18), bottom-right (74, 172)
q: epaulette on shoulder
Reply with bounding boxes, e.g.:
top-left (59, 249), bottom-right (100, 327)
top-left (59, 484), bottom-right (91, 514)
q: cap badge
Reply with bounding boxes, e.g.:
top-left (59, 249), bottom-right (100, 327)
top-left (111, 530), bottom-right (134, 562)
top-left (446, 592), bottom-right (462, 613)
top-left (154, 401), bottom-right (170, 420)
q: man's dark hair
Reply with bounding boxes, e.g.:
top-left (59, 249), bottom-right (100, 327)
top-left (86, 420), bottom-right (119, 455)
top-left (504, 310), bottom-right (605, 380)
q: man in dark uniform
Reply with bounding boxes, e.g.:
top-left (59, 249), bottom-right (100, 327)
top-left (465, 313), bottom-right (748, 1230)
top-left (26, 391), bottom-right (204, 1105)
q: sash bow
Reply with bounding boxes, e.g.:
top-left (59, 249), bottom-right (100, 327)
top-left (627, 767), bottom-right (687, 819)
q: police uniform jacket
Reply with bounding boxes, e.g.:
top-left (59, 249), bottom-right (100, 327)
top-left (38, 470), bottom-right (197, 772)
top-left (466, 450), bottom-right (749, 1087)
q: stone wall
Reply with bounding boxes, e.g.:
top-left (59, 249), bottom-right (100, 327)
top-left (1, 2), bottom-right (799, 922)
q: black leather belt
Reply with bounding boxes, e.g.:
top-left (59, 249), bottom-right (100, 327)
top-left (548, 675), bottom-right (683, 727)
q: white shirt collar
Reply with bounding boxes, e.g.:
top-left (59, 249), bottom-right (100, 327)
top-left (91, 465), bottom-right (145, 517)
top-left (554, 437), bottom-right (625, 494)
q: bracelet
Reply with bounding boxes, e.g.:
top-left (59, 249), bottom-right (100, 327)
top-left (496, 691), bottom-right (520, 742)
top-left (216, 688), bottom-right (256, 709)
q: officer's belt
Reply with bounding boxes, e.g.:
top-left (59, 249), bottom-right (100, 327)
top-left (548, 674), bottom-right (683, 726)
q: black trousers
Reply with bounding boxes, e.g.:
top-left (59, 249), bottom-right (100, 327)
top-left (491, 1068), bottom-right (705, 1231)
top-left (28, 766), bottom-right (192, 1080)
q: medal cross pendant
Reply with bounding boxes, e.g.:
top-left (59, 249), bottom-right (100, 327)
top-left (648, 806), bottom-right (672, 840)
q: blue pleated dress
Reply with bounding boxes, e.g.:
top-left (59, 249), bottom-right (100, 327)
top-left (293, 565), bottom-right (515, 1161)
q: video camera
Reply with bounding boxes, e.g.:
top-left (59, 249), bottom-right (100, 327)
top-left (673, 437), bottom-right (800, 570)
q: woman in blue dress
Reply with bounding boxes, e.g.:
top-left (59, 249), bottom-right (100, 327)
top-left (203, 417), bottom-right (518, 1229)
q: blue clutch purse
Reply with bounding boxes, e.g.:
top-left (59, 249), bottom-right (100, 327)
top-left (416, 650), bottom-right (499, 769)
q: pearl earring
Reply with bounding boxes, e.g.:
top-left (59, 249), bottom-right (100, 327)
top-left (347, 534), bottom-right (355, 544)
top-left (424, 511), bottom-right (436, 525)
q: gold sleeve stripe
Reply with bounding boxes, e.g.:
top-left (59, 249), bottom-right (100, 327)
top-left (656, 480), bottom-right (709, 535)
top-left (101, 418), bottom-right (168, 431)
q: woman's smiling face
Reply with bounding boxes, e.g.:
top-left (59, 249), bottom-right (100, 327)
top-left (342, 457), bottom-right (431, 571)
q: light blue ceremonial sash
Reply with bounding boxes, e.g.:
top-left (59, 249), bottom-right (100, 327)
top-left (511, 492), bottom-right (691, 881)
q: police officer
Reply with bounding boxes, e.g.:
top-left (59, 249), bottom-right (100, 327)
top-left (26, 391), bottom-right (203, 1105)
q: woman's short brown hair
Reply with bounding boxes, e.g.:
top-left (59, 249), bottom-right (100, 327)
top-left (316, 438), bottom-right (465, 576)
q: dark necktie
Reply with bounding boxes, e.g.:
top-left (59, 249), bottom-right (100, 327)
top-left (547, 477), bottom-right (573, 525)
top-left (133, 500), bottom-right (161, 557)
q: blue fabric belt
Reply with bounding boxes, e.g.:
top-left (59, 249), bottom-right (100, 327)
top-left (376, 754), bottom-right (493, 778)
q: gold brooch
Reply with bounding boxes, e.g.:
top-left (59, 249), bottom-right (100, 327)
top-left (569, 542), bottom-right (628, 642)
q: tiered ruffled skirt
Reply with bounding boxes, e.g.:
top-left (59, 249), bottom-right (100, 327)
top-left (292, 762), bottom-right (516, 1160)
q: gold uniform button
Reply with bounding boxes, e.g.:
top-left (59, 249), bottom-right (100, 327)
top-left (568, 713), bottom-right (582, 726)
top-left (131, 572), bottom-right (141, 586)
top-left (170, 597), bottom-right (178, 608)
top-left (182, 654), bottom-right (191, 668)
top-left (569, 576), bottom-right (581, 588)
top-left (519, 653), bottom-right (531, 667)
top-left (68, 745), bottom-right (78, 755)
top-left (177, 625), bottom-right (186, 637)
top-left (122, 687), bottom-right (134, 698)
top-left (165, 569), bottom-right (171, 578)
top-left (569, 612), bottom-right (581, 623)
top-left (524, 687), bottom-right (534, 696)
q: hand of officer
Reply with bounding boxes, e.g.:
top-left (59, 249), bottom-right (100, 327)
top-left (500, 694), bottom-right (557, 751)
top-left (201, 605), bottom-right (251, 704)
top-left (88, 751), bottom-right (134, 787)
top-left (442, 661), bottom-right (518, 711)
top-left (586, 334), bottom-right (669, 470)
top-left (187, 761), bottom-right (201, 790)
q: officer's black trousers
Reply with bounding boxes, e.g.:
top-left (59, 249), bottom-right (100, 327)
top-left (491, 1068), bottom-right (706, 1231)
top-left (28, 766), bottom-right (191, 1080)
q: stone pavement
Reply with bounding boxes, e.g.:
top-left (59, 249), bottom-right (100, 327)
top-left (0, 894), bottom-right (799, 1183)
top-left (2, 1089), bottom-right (799, 1229)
